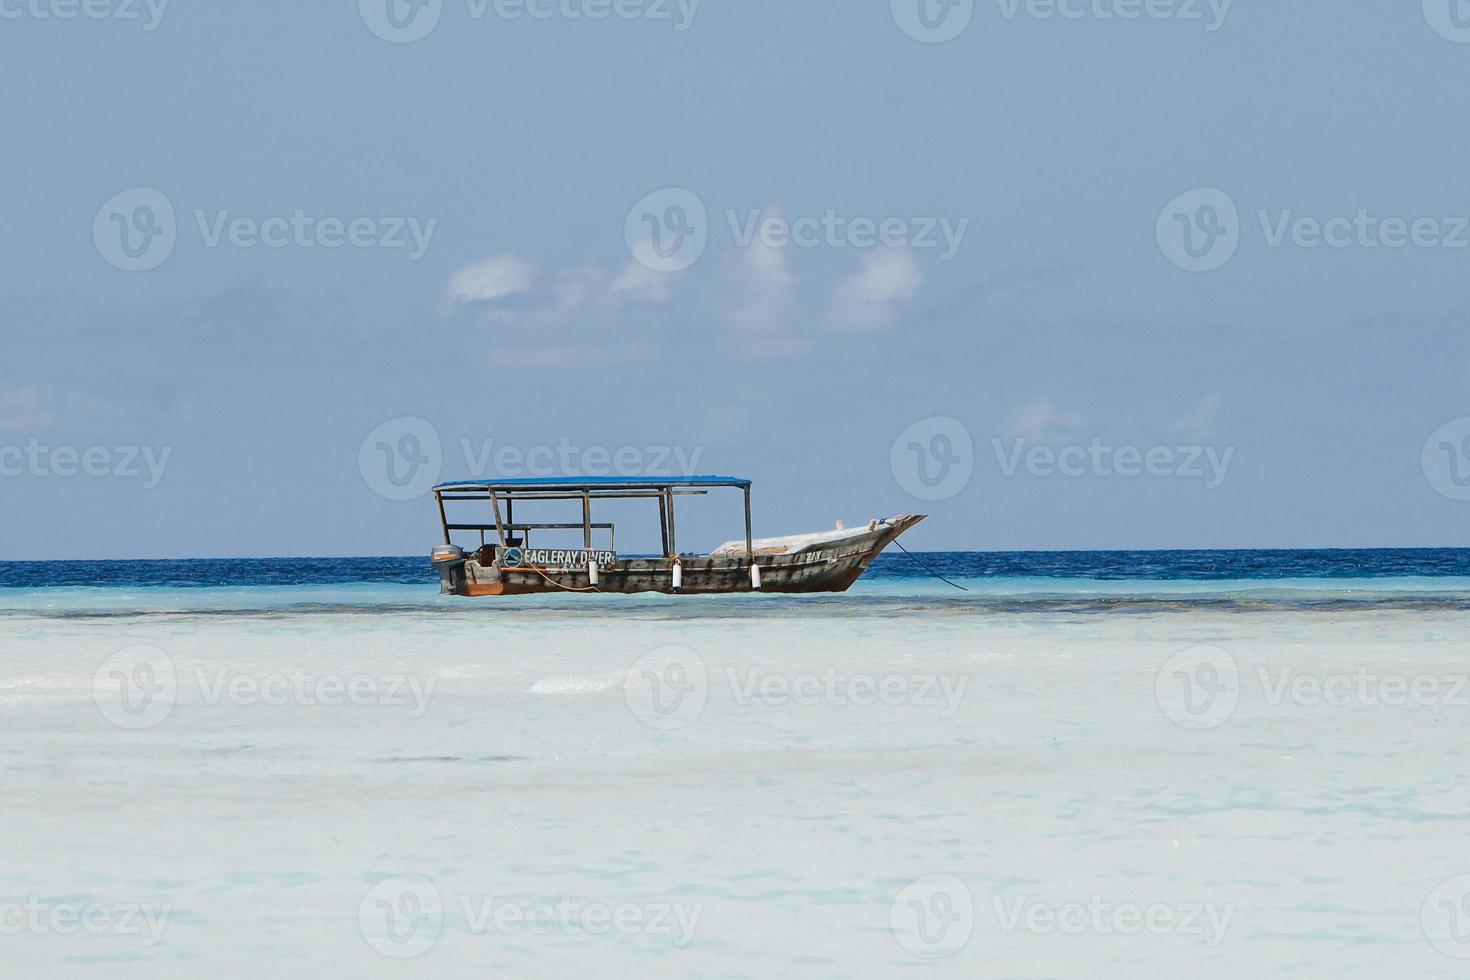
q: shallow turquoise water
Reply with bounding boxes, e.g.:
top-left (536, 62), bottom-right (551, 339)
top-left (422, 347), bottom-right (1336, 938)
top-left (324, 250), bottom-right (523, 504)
top-left (4, 554), bottom-right (1470, 976)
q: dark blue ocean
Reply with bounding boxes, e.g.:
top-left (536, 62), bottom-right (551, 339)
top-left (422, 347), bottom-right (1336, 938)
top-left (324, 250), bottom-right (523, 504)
top-left (4, 550), bottom-right (1470, 617)
top-left (3, 550), bottom-right (1470, 588)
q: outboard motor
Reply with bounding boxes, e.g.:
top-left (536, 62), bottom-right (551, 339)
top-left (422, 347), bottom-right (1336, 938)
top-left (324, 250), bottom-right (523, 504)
top-left (431, 544), bottom-right (465, 565)
top-left (430, 545), bottom-right (466, 594)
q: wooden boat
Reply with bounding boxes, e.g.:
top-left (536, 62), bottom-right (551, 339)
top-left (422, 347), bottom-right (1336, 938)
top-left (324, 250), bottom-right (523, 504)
top-left (429, 476), bottom-right (925, 596)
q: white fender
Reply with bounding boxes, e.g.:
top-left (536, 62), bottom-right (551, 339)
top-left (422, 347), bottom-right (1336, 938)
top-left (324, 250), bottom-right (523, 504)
top-left (588, 560), bottom-right (599, 587)
top-left (750, 562), bottom-right (762, 590)
top-left (672, 560), bottom-right (683, 590)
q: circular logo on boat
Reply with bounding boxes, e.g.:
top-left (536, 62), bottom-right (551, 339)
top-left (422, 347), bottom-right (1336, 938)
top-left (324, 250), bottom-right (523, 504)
top-left (501, 547), bottom-right (524, 568)
top-left (624, 645), bottom-right (708, 730)
top-left (92, 644), bottom-right (177, 730)
top-left (358, 416), bottom-right (442, 501)
top-left (891, 416), bottom-right (973, 501)
top-left (1423, 417), bottom-right (1470, 501)
top-left (1423, 874), bottom-right (1470, 958)
top-left (1155, 644), bottom-right (1238, 730)
top-left (357, 875), bottom-right (443, 958)
top-left (889, 874), bottom-right (974, 958)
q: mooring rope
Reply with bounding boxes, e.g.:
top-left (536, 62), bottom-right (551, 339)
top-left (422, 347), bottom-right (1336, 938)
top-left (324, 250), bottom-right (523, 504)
top-left (889, 538), bottom-right (970, 592)
top-left (520, 564), bottom-right (601, 592)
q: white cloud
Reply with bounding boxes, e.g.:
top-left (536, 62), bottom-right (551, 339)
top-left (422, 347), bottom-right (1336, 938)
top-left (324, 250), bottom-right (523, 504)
top-left (1005, 397), bottom-right (1085, 442)
top-left (610, 243), bottom-right (676, 303)
top-left (0, 384), bottom-right (55, 432)
top-left (823, 249), bottom-right (922, 332)
top-left (440, 249), bottom-right (682, 368)
top-left (1172, 395), bottom-right (1220, 440)
top-left (721, 213), bottom-right (798, 339)
top-left (441, 253), bottom-right (536, 312)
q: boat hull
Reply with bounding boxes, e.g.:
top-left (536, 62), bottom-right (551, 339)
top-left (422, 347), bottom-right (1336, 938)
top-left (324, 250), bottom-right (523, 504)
top-left (434, 515), bottom-right (925, 597)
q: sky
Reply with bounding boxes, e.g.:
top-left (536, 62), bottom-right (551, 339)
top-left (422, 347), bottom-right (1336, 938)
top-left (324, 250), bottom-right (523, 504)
top-left (4, 1), bottom-right (1470, 558)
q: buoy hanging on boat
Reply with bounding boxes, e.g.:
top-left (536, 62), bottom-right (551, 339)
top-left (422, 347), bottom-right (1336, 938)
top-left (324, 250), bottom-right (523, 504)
top-left (750, 562), bottom-right (762, 590)
top-left (671, 560), bottom-right (683, 590)
top-left (587, 560), bottom-right (599, 587)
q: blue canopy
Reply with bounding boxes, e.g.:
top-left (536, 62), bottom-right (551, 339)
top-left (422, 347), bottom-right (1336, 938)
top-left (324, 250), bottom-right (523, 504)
top-left (435, 475), bottom-right (751, 491)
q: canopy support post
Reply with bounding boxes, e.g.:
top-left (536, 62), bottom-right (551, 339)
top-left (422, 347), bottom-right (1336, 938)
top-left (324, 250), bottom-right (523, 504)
top-left (743, 486), bottom-right (753, 560)
top-left (488, 491), bottom-right (508, 547)
top-left (658, 493), bottom-right (670, 557)
top-left (582, 491), bottom-right (592, 549)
